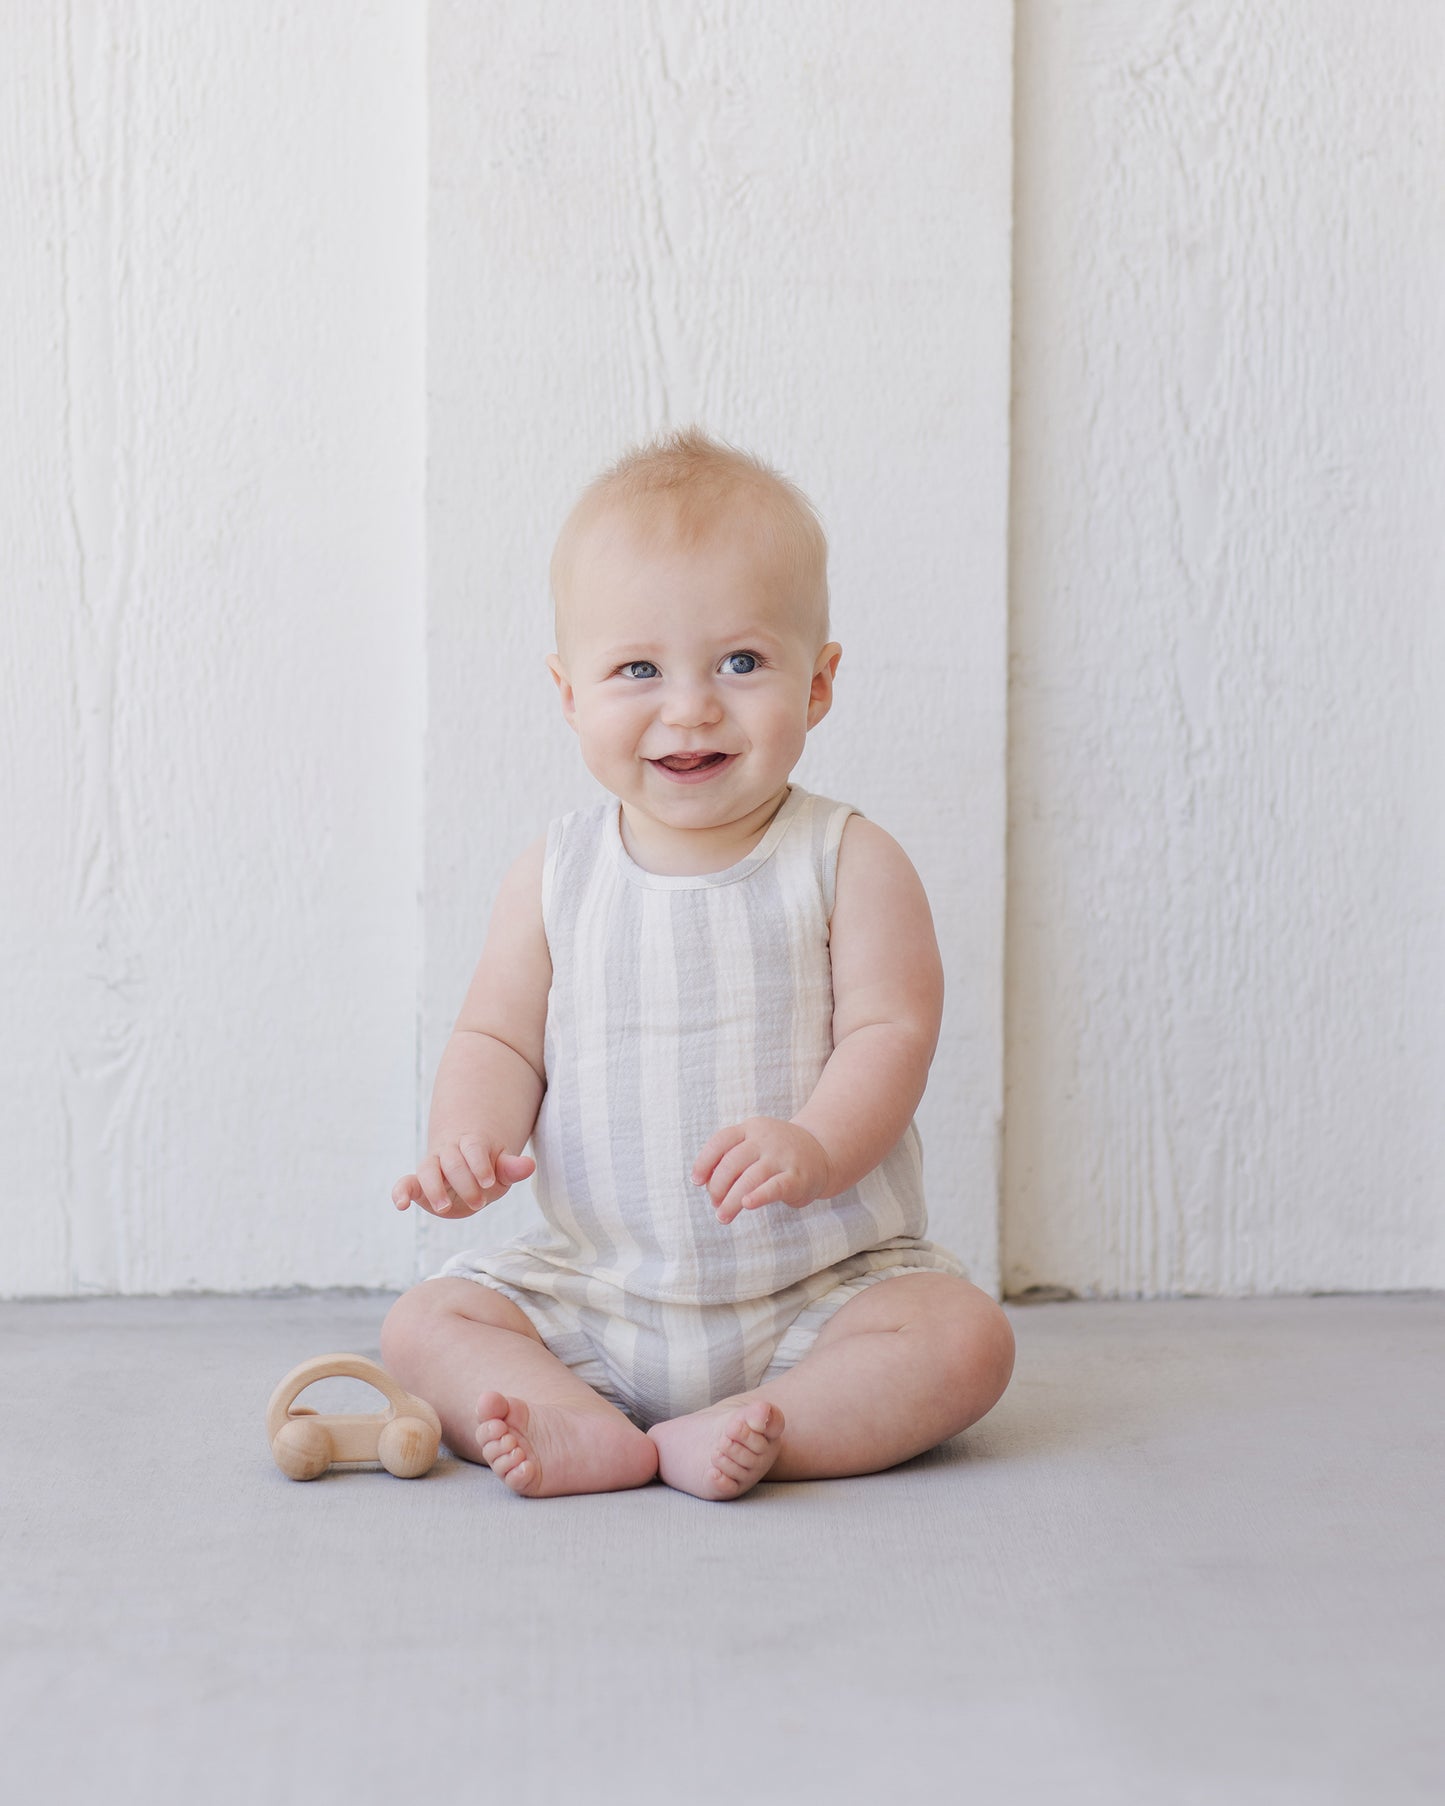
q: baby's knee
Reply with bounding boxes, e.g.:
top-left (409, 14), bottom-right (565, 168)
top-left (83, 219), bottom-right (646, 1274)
top-left (961, 1292), bottom-right (1015, 1410)
top-left (379, 1280), bottom-right (450, 1375)
top-left (982, 1297), bottom-right (1016, 1394)
top-left (937, 1284), bottom-right (1015, 1414)
top-left (381, 1276), bottom-right (538, 1379)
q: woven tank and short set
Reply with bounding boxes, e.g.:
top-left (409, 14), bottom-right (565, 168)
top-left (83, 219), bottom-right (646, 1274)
top-left (431, 783), bottom-right (967, 1430)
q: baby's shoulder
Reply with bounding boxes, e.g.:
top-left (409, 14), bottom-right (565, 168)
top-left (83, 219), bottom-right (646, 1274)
top-left (495, 827), bottom-right (549, 922)
top-left (832, 812), bottom-right (930, 910)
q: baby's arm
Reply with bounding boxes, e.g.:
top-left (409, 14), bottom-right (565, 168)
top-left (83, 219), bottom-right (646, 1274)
top-left (392, 831), bottom-right (551, 1218)
top-left (694, 817), bottom-right (943, 1223)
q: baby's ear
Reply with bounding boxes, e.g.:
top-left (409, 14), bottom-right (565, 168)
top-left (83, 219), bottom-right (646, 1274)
top-left (545, 654), bottom-right (577, 727)
top-left (807, 643), bottom-right (842, 726)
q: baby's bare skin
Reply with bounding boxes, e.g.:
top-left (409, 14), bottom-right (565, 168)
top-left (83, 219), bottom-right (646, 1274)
top-left (380, 1270), bottom-right (1014, 1500)
top-left (477, 1390), bottom-right (785, 1502)
top-left (383, 470), bottom-right (1019, 1490)
top-left (475, 1391), bottom-right (662, 1497)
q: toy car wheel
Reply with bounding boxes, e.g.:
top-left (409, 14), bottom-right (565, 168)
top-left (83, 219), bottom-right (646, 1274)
top-left (377, 1413), bottom-right (440, 1478)
top-left (273, 1415), bottom-right (333, 1480)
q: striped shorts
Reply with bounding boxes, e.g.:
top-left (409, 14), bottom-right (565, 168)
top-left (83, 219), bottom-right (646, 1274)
top-left (428, 1237), bottom-right (968, 1429)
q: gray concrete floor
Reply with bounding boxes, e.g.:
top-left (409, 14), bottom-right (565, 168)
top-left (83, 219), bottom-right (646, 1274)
top-left (2, 1293), bottom-right (1442, 1805)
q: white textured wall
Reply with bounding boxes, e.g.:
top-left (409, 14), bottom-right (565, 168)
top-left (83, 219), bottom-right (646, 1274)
top-left (1006, 1), bottom-right (1445, 1295)
top-left (8, 2), bottom-right (1437, 1303)
top-left (418, 0), bottom-right (1014, 1293)
top-left (0, 5), bottom-right (425, 1295)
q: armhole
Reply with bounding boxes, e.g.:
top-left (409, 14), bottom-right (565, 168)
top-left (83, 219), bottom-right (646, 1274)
top-left (822, 802), bottom-right (862, 923)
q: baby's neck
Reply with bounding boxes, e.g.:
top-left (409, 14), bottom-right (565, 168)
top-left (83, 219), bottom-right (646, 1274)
top-left (618, 786), bottom-right (793, 875)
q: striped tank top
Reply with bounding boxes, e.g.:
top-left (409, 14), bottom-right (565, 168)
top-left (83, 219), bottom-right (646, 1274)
top-left (515, 782), bottom-right (937, 1306)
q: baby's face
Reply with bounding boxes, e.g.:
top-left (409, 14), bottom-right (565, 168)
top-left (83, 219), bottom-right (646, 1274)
top-left (546, 509), bottom-right (841, 839)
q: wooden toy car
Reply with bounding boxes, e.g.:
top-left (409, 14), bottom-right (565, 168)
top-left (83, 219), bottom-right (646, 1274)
top-left (266, 1353), bottom-right (442, 1480)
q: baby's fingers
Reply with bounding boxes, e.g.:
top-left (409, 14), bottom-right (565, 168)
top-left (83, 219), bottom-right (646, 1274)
top-left (459, 1142), bottom-right (537, 1199)
top-left (741, 1174), bottom-right (789, 1211)
top-left (691, 1123), bottom-right (746, 1185)
top-left (408, 1153), bottom-right (460, 1217)
top-left (391, 1175), bottom-right (424, 1212)
top-left (456, 1137), bottom-right (498, 1193)
top-left (715, 1161), bottom-right (772, 1225)
top-left (437, 1144), bottom-right (489, 1214)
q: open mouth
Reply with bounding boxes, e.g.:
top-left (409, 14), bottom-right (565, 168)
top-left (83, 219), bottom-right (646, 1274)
top-left (649, 752), bottom-right (736, 783)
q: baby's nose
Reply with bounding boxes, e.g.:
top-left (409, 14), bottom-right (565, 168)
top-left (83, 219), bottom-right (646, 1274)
top-left (660, 681), bottom-right (723, 727)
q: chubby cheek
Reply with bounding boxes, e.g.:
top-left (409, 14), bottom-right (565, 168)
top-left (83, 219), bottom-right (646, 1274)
top-left (576, 695), bottom-right (648, 762)
top-left (751, 705), bottom-right (806, 762)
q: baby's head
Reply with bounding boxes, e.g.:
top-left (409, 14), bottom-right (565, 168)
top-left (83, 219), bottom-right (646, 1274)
top-left (545, 428), bottom-right (842, 827)
top-left (550, 427), bottom-right (831, 664)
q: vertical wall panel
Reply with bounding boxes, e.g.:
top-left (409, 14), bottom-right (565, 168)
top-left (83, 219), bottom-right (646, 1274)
top-left (8, 2), bottom-right (1439, 1303)
top-left (1006, 1), bottom-right (1445, 1295)
top-left (0, 4), bottom-right (425, 1295)
top-left (422, 1), bottom-right (1014, 1291)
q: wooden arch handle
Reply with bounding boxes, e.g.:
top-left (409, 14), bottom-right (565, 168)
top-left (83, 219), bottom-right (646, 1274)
top-left (265, 1352), bottom-right (440, 1445)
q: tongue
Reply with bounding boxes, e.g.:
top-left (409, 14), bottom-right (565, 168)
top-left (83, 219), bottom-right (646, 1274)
top-left (661, 753), bottom-right (721, 769)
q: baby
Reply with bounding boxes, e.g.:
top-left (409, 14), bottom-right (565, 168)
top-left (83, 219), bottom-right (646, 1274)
top-left (380, 428), bottom-right (1015, 1501)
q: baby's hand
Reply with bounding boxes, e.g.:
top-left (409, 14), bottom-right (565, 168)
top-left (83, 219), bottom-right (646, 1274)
top-left (692, 1118), bottom-right (834, 1227)
top-left (391, 1138), bottom-right (536, 1219)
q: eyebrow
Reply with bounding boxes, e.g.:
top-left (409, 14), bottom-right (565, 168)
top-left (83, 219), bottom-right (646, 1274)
top-left (596, 628), bottom-right (788, 660)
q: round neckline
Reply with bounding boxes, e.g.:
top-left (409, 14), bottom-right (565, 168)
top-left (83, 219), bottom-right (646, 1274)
top-left (607, 785), bottom-right (806, 890)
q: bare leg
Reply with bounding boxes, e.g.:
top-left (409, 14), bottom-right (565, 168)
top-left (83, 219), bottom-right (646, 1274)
top-left (380, 1279), bottom-right (658, 1498)
top-left (647, 1273), bottom-right (1014, 1499)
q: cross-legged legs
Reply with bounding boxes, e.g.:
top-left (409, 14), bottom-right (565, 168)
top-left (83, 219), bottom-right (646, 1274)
top-left (381, 1271), bottom-right (1013, 1503)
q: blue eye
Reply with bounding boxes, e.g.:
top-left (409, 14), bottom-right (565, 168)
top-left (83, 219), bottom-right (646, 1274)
top-left (619, 661), bottom-right (658, 679)
top-left (723, 652), bottom-right (760, 674)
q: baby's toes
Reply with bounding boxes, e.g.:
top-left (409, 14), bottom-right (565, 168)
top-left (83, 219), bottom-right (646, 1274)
top-left (730, 1402), bottom-right (782, 1454)
top-left (727, 1422), bottom-right (772, 1459)
top-left (490, 1442), bottom-right (530, 1482)
top-left (709, 1443), bottom-right (757, 1485)
top-left (707, 1402), bottom-right (784, 1491)
top-left (476, 1423), bottom-right (536, 1491)
top-left (477, 1423), bottom-right (519, 1461)
top-left (473, 1390), bottom-right (540, 1492)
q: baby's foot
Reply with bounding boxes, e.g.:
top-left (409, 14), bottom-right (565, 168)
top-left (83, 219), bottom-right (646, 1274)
top-left (474, 1391), bottom-right (659, 1499)
top-left (646, 1398), bottom-right (785, 1501)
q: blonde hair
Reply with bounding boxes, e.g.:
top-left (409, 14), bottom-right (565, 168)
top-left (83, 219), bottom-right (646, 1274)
top-left (550, 426), bottom-right (830, 657)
